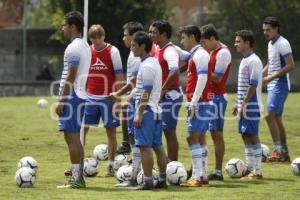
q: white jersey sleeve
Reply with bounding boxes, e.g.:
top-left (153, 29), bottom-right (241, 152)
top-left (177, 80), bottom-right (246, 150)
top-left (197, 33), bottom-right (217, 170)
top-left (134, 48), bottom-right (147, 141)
top-left (65, 46), bottom-right (81, 67)
top-left (141, 65), bottom-right (155, 91)
top-left (214, 49), bottom-right (231, 76)
top-left (193, 49), bottom-right (210, 75)
top-left (277, 39), bottom-right (293, 58)
top-left (163, 46), bottom-right (179, 72)
top-left (110, 46), bottom-right (123, 74)
top-left (248, 60), bottom-right (261, 86)
top-left (174, 45), bottom-right (191, 62)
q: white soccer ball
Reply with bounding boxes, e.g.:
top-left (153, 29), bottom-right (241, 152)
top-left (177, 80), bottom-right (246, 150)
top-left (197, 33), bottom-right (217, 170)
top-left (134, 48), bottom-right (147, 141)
top-left (291, 157), bottom-right (300, 176)
top-left (83, 157), bottom-right (100, 177)
top-left (137, 169), bottom-right (159, 186)
top-left (113, 154), bottom-right (130, 171)
top-left (261, 144), bottom-right (270, 162)
top-left (18, 156), bottom-right (38, 174)
top-left (225, 158), bottom-right (247, 178)
top-left (93, 144), bottom-right (108, 160)
top-left (166, 161), bottom-right (187, 185)
top-left (15, 167), bottom-right (36, 187)
top-left (37, 98), bottom-right (48, 108)
top-left (116, 165), bottom-right (133, 182)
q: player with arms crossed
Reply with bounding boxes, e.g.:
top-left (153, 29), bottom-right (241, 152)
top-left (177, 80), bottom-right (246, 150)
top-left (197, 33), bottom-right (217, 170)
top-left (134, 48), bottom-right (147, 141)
top-left (56, 11), bottom-right (91, 189)
top-left (179, 25), bottom-right (213, 187)
top-left (262, 16), bottom-right (295, 162)
top-left (149, 20), bottom-right (183, 161)
top-left (131, 31), bottom-right (168, 190)
top-left (84, 24), bottom-right (123, 177)
top-left (233, 30), bottom-right (263, 180)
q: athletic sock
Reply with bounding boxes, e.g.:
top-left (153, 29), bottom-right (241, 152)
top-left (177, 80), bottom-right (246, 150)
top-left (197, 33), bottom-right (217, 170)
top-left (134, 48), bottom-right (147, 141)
top-left (215, 169), bottom-right (222, 176)
top-left (200, 144), bottom-right (208, 179)
top-left (245, 144), bottom-right (254, 171)
top-left (273, 141), bottom-right (282, 154)
top-left (159, 172), bottom-right (167, 182)
top-left (72, 164), bottom-right (82, 181)
top-left (253, 143), bottom-right (262, 175)
top-left (190, 144), bottom-right (202, 180)
top-left (131, 144), bottom-right (141, 179)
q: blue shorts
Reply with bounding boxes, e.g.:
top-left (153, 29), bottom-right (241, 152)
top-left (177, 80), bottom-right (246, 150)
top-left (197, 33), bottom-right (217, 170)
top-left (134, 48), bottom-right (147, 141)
top-left (267, 86), bottom-right (288, 117)
top-left (135, 106), bottom-right (163, 148)
top-left (84, 97), bottom-right (120, 128)
top-left (187, 103), bottom-right (214, 133)
top-left (238, 111), bottom-right (260, 135)
top-left (160, 91), bottom-right (183, 131)
top-left (127, 98), bottom-right (135, 135)
top-left (58, 89), bottom-right (85, 133)
top-left (209, 94), bottom-right (227, 132)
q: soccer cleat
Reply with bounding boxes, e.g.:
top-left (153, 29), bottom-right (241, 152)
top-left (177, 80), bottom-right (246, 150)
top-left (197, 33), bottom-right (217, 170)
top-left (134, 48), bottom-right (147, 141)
top-left (242, 169), bottom-right (252, 177)
top-left (267, 150), bottom-right (291, 163)
top-left (105, 165), bottom-right (115, 177)
top-left (115, 179), bottom-right (138, 187)
top-left (64, 167), bottom-right (72, 177)
top-left (180, 178), bottom-right (202, 187)
top-left (186, 167), bottom-right (193, 180)
top-left (240, 172), bottom-right (263, 180)
top-left (199, 176), bottom-right (209, 185)
top-left (134, 182), bottom-right (154, 190)
top-left (57, 178), bottom-right (86, 189)
top-left (155, 180), bottom-right (168, 189)
top-left (116, 145), bottom-right (131, 154)
top-left (208, 173), bottom-right (224, 181)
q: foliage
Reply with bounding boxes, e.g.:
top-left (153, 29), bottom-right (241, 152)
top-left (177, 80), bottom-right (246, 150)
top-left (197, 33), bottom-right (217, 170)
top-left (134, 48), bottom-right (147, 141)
top-left (204, 0), bottom-right (300, 60)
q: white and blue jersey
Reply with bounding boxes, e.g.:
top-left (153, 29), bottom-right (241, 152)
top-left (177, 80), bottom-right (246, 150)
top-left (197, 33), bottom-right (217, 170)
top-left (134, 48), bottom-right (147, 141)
top-left (135, 57), bottom-right (162, 113)
top-left (237, 52), bottom-right (263, 135)
top-left (267, 36), bottom-right (292, 91)
top-left (126, 51), bottom-right (141, 83)
top-left (59, 38), bottom-right (91, 99)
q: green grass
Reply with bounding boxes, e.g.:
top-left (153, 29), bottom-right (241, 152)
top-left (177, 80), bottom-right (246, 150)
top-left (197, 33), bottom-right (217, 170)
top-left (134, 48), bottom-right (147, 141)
top-left (0, 93), bottom-right (300, 200)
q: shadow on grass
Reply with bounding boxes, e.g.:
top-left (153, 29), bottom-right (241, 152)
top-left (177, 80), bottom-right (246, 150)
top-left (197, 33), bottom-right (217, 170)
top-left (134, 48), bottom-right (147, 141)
top-left (84, 186), bottom-right (196, 193)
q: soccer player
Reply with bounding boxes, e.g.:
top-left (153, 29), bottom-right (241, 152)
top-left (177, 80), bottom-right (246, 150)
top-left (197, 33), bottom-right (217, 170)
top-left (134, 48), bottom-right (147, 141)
top-left (110, 21), bottom-right (144, 186)
top-left (84, 24), bottom-right (123, 177)
top-left (178, 25), bottom-right (213, 187)
top-left (199, 24), bottom-right (232, 181)
top-left (233, 30), bottom-right (263, 180)
top-left (56, 11), bottom-right (91, 189)
top-left (262, 16), bottom-right (294, 162)
top-left (149, 20), bottom-right (183, 161)
top-left (131, 31), bottom-right (168, 190)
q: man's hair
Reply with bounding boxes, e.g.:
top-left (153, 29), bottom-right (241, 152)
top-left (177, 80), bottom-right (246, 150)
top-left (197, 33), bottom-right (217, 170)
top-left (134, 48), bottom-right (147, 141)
top-left (200, 24), bottom-right (219, 40)
top-left (64, 11), bottom-right (84, 34)
top-left (263, 16), bottom-right (280, 33)
top-left (132, 31), bottom-right (153, 53)
top-left (180, 25), bottom-right (201, 43)
top-left (88, 24), bottom-right (105, 39)
top-left (235, 30), bottom-right (255, 48)
top-left (123, 21), bottom-right (144, 36)
top-left (151, 20), bottom-right (172, 39)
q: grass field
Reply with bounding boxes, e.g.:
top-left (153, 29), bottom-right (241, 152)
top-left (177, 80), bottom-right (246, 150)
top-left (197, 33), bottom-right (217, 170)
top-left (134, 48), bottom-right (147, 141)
top-left (0, 93), bottom-right (300, 200)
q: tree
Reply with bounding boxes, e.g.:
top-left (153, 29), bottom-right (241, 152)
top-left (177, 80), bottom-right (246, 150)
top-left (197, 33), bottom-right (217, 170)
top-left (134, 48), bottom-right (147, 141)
top-left (204, 0), bottom-right (300, 61)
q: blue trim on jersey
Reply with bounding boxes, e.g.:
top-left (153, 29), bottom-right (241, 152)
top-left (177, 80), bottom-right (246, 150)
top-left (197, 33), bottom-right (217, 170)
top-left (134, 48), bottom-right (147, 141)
top-left (169, 67), bottom-right (179, 72)
top-left (198, 70), bottom-right (208, 75)
top-left (114, 69), bottom-right (123, 74)
top-left (250, 79), bottom-right (258, 86)
top-left (243, 52), bottom-right (254, 59)
top-left (271, 36), bottom-right (280, 45)
top-left (68, 56), bottom-right (80, 66)
top-left (143, 85), bottom-right (153, 90)
top-left (282, 52), bottom-right (292, 58)
top-left (213, 72), bottom-right (224, 77)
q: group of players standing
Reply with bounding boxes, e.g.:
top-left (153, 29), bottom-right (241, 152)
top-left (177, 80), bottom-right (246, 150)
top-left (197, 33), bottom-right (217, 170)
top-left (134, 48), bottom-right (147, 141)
top-left (55, 11), bottom-right (294, 189)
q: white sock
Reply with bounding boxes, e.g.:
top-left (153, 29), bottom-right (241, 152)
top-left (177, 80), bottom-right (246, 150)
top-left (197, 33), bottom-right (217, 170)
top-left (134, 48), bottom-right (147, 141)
top-left (200, 144), bottom-right (208, 179)
top-left (190, 144), bottom-right (202, 180)
top-left (273, 141), bottom-right (282, 153)
top-left (253, 143), bottom-right (262, 175)
top-left (245, 144), bottom-right (254, 171)
top-left (131, 144), bottom-right (141, 179)
top-left (72, 164), bottom-right (82, 181)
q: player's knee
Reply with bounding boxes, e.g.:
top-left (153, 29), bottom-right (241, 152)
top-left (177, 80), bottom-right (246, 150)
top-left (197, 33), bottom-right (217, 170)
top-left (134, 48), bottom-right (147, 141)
top-left (265, 111), bottom-right (276, 121)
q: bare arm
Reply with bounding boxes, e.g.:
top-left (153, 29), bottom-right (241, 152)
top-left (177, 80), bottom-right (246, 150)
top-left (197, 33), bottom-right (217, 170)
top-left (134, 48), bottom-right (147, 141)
top-left (262, 64), bottom-right (269, 77)
top-left (161, 71), bottom-right (178, 98)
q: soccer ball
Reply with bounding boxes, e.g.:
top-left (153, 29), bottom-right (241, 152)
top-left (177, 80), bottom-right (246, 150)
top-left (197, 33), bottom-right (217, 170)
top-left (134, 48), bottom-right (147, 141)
top-left (18, 156), bottom-right (38, 174)
top-left (83, 157), bottom-right (99, 177)
top-left (261, 144), bottom-right (270, 162)
top-left (116, 165), bottom-right (133, 182)
top-left (113, 154), bottom-right (130, 171)
top-left (291, 157), bottom-right (300, 176)
top-left (15, 167), bottom-right (36, 187)
top-left (166, 161), bottom-right (187, 185)
top-left (225, 158), bottom-right (247, 178)
top-left (137, 169), bottom-right (159, 186)
top-left (37, 98), bottom-right (48, 108)
top-left (93, 144), bottom-right (108, 160)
